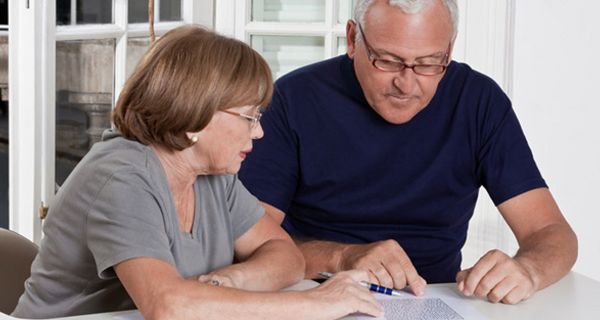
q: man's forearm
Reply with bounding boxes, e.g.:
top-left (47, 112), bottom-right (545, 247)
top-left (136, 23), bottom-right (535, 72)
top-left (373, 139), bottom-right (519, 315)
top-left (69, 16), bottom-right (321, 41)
top-left (514, 223), bottom-right (578, 291)
top-left (294, 238), bottom-right (347, 279)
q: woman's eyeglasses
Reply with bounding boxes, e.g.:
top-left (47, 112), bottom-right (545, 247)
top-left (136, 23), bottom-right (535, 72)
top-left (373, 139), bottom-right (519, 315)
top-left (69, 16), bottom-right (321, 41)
top-left (221, 106), bottom-right (263, 129)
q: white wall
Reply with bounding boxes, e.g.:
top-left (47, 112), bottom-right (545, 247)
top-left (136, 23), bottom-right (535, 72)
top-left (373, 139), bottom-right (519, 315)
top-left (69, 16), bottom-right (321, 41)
top-left (512, 0), bottom-right (600, 281)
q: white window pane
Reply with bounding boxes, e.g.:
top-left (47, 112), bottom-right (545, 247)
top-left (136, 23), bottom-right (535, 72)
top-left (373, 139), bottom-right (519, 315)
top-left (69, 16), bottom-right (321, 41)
top-left (252, 0), bottom-right (325, 23)
top-left (338, 0), bottom-right (356, 24)
top-left (337, 36), bottom-right (347, 55)
top-left (78, 0), bottom-right (112, 24)
top-left (127, 37), bottom-right (152, 78)
top-left (129, 0), bottom-right (149, 23)
top-left (251, 35), bottom-right (324, 79)
top-left (130, 0), bottom-right (181, 24)
top-left (57, 0), bottom-right (113, 25)
top-left (57, 0), bottom-right (69, 25)
top-left (55, 39), bottom-right (115, 185)
top-left (160, 0), bottom-right (182, 21)
top-left (0, 35), bottom-right (7, 228)
top-left (0, 0), bottom-right (7, 25)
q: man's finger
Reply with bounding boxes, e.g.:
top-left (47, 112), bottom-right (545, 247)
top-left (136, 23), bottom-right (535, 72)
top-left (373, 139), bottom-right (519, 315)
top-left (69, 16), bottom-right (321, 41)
top-left (462, 252), bottom-right (498, 296)
top-left (371, 264), bottom-right (395, 288)
top-left (473, 265), bottom-right (505, 298)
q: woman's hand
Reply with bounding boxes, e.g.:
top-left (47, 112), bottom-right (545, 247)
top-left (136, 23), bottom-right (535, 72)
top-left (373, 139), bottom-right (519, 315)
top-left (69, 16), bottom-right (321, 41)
top-left (304, 270), bottom-right (384, 319)
top-left (197, 265), bottom-right (245, 289)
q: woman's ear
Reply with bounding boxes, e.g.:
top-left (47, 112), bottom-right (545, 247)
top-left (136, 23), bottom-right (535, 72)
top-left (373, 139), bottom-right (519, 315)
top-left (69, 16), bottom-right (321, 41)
top-left (186, 132), bottom-right (199, 143)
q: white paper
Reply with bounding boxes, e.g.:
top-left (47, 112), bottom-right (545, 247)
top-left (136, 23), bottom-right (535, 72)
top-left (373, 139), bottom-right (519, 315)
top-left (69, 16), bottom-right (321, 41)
top-left (110, 310), bottom-right (143, 320)
top-left (345, 286), bottom-right (488, 320)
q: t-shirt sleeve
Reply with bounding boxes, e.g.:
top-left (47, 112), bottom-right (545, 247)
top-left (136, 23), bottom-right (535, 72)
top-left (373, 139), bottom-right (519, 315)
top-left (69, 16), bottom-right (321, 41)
top-left (226, 175), bottom-right (265, 240)
top-left (86, 170), bottom-right (175, 279)
top-left (476, 88), bottom-right (547, 206)
top-left (238, 85), bottom-right (300, 212)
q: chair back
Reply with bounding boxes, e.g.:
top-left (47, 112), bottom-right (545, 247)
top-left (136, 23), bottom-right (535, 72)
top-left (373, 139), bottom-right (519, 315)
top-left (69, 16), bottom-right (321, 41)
top-left (0, 228), bottom-right (38, 314)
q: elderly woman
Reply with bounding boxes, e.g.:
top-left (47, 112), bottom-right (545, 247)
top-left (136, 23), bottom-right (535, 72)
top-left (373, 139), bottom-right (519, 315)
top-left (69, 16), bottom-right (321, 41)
top-left (12, 26), bottom-right (382, 319)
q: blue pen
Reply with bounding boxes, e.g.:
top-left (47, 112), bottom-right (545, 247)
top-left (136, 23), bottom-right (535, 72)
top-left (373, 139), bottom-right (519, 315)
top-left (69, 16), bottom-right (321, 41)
top-left (318, 272), bottom-right (403, 297)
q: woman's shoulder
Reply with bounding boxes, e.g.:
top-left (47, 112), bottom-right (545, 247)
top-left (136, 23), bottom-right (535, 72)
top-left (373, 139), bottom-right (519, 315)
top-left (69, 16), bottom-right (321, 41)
top-left (61, 136), bottom-right (161, 196)
top-left (89, 136), bottom-right (156, 171)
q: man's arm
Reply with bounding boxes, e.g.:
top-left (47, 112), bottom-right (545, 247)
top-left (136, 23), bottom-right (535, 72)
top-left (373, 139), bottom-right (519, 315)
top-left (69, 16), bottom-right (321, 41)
top-left (456, 187), bottom-right (577, 304)
top-left (260, 201), bottom-right (427, 296)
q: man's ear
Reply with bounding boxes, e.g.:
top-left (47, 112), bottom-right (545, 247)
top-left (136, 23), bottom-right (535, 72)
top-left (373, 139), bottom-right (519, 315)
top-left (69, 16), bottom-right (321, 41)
top-left (447, 41), bottom-right (455, 63)
top-left (346, 20), bottom-right (358, 59)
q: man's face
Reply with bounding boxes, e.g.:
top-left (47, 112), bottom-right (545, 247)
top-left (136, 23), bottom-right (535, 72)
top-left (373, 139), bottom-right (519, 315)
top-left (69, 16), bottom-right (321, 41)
top-left (347, 0), bottom-right (454, 124)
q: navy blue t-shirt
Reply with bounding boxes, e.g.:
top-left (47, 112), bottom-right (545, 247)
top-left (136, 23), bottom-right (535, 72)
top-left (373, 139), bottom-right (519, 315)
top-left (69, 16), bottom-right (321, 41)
top-left (239, 55), bottom-right (546, 283)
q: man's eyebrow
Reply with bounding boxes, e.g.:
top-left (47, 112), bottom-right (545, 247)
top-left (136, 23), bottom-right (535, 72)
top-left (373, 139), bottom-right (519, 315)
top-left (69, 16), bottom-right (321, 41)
top-left (372, 47), bottom-right (447, 61)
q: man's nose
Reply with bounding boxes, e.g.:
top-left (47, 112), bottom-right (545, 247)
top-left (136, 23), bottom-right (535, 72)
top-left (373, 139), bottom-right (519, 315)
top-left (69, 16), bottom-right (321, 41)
top-left (392, 68), bottom-right (417, 94)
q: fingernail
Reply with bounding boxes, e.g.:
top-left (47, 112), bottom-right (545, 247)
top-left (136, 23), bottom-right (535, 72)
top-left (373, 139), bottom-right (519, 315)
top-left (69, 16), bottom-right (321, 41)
top-left (457, 281), bottom-right (464, 291)
top-left (415, 287), bottom-right (424, 296)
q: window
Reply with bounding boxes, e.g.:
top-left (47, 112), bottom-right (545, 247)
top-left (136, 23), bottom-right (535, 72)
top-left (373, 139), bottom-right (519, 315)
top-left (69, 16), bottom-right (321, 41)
top-left (53, 0), bottom-right (191, 186)
top-left (9, 0), bottom-right (210, 240)
top-left (217, 0), bottom-right (356, 79)
top-left (0, 0), bottom-right (7, 229)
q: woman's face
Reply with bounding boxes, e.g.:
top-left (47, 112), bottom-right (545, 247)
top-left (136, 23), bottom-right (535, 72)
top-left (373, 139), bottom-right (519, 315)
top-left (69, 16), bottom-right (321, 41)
top-left (190, 105), bottom-right (264, 175)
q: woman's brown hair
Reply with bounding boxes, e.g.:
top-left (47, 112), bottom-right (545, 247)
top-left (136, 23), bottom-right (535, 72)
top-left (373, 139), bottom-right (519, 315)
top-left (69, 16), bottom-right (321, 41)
top-left (113, 25), bottom-right (273, 150)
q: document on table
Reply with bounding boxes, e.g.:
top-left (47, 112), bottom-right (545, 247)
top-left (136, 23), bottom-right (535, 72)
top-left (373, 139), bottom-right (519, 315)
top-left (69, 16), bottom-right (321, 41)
top-left (346, 286), bottom-right (488, 320)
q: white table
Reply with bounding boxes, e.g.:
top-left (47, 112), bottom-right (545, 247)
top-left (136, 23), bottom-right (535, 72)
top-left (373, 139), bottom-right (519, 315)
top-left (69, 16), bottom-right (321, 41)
top-left (450, 271), bottom-right (600, 319)
top-left (2, 272), bottom-right (598, 319)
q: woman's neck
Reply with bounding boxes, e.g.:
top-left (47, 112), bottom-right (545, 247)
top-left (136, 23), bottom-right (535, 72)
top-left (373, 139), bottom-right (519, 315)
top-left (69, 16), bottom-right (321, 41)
top-left (151, 145), bottom-right (198, 194)
top-left (151, 145), bottom-right (203, 233)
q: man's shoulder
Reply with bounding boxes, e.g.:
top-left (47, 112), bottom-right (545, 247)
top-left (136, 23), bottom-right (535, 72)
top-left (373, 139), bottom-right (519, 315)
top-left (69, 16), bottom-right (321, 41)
top-left (446, 61), bottom-right (503, 91)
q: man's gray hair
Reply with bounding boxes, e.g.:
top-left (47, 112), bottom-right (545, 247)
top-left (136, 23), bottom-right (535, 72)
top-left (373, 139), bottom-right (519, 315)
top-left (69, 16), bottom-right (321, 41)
top-left (353, 0), bottom-right (458, 41)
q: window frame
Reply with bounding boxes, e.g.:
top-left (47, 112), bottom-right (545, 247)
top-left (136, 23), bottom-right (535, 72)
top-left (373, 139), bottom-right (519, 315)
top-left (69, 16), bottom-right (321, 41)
top-left (8, 0), bottom-right (212, 241)
top-left (217, 0), bottom-right (349, 59)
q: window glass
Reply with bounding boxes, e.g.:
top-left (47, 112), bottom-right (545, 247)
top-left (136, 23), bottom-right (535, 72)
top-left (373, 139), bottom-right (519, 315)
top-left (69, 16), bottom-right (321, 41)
top-left (129, 0), bottom-right (149, 23)
top-left (77, 0), bottom-right (112, 24)
top-left (55, 39), bottom-right (115, 185)
top-left (0, 0), bottom-right (7, 25)
top-left (251, 35), bottom-right (324, 79)
top-left (0, 35), bottom-right (7, 228)
top-left (57, 0), bottom-right (112, 25)
top-left (56, 0), bottom-right (71, 25)
top-left (338, 0), bottom-right (356, 24)
top-left (160, 0), bottom-right (182, 21)
top-left (130, 0), bottom-right (182, 23)
top-left (126, 37), bottom-right (152, 78)
top-left (252, 0), bottom-right (325, 23)
top-left (337, 36), bottom-right (347, 55)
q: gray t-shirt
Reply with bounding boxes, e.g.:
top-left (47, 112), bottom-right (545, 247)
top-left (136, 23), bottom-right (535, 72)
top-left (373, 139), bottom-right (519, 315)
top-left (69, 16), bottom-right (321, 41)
top-left (12, 131), bottom-right (264, 318)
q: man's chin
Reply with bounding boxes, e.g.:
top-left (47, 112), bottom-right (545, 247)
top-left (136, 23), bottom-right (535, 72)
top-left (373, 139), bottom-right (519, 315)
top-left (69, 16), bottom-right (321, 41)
top-left (373, 104), bottom-right (423, 125)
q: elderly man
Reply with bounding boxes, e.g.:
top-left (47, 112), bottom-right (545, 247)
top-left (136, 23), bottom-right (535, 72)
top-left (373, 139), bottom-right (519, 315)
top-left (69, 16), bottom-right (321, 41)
top-left (239, 0), bottom-right (577, 304)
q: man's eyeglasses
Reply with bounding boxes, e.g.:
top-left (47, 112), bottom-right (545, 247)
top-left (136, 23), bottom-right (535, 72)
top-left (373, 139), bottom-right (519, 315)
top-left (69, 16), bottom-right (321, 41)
top-left (357, 22), bottom-right (449, 76)
top-left (221, 106), bottom-right (263, 129)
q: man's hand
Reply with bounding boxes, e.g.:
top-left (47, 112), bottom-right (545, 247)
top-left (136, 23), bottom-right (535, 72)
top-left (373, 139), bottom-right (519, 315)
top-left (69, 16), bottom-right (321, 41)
top-left (338, 240), bottom-right (427, 296)
top-left (456, 249), bottom-right (538, 304)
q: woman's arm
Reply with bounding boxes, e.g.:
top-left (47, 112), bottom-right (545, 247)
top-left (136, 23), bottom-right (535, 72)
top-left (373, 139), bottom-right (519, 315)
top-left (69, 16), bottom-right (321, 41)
top-left (115, 258), bottom-right (383, 320)
top-left (198, 214), bottom-right (305, 291)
